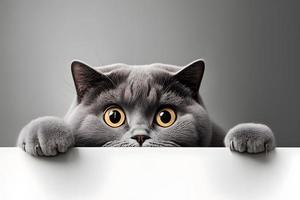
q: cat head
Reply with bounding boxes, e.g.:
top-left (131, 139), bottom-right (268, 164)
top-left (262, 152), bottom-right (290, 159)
top-left (67, 60), bottom-right (212, 147)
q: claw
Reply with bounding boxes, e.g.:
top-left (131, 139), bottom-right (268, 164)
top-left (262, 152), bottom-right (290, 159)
top-left (230, 140), bottom-right (235, 151)
top-left (22, 142), bottom-right (26, 152)
top-left (265, 143), bottom-right (269, 155)
top-left (35, 144), bottom-right (43, 156)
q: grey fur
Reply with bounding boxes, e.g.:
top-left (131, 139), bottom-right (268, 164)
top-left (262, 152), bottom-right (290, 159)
top-left (17, 116), bottom-right (74, 156)
top-left (17, 59), bottom-right (276, 156)
top-left (224, 123), bottom-right (276, 153)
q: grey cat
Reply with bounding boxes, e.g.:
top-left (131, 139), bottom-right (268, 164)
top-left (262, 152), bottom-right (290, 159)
top-left (17, 59), bottom-right (276, 156)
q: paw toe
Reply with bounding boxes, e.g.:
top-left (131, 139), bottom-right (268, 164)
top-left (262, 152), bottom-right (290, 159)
top-left (246, 139), bottom-right (264, 153)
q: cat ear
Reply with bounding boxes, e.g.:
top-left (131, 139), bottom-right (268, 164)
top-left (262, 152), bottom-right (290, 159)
top-left (173, 59), bottom-right (205, 97)
top-left (71, 61), bottom-right (114, 102)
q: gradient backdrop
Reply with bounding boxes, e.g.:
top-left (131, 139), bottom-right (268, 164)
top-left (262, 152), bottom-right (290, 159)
top-left (0, 0), bottom-right (299, 146)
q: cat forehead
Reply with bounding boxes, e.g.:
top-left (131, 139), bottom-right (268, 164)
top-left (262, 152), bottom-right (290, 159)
top-left (93, 63), bottom-right (183, 75)
top-left (85, 63), bottom-right (191, 107)
top-left (99, 64), bottom-right (181, 103)
top-left (92, 63), bottom-right (184, 90)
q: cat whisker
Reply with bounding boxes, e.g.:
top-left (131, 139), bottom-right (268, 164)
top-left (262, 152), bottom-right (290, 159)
top-left (120, 142), bottom-right (132, 147)
top-left (103, 140), bottom-right (136, 147)
top-left (146, 141), bottom-right (180, 147)
top-left (102, 141), bottom-right (121, 147)
top-left (161, 141), bottom-right (180, 147)
top-left (145, 142), bottom-right (162, 147)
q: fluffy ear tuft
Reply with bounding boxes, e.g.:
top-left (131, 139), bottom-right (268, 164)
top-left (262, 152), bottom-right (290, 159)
top-left (71, 61), bottom-right (113, 102)
top-left (173, 59), bottom-right (205, 98)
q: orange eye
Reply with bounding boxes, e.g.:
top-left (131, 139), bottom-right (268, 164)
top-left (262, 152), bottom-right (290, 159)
top-left (103, 106), bottom-right (126, 128)
top-left (155, 107), bottom-right (176, 127)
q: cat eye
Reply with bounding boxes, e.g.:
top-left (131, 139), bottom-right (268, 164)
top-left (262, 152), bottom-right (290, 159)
top-left (155, 107), bottom-right (177, 128)
top-left (103, 106), bottom-right (126, 128)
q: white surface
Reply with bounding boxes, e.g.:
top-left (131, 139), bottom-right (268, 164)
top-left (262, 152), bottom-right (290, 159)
top-left (0, 148), bottom-right (299, 200)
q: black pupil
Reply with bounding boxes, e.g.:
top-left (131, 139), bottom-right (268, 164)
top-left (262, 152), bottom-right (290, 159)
top-left (159, 111), bottom-right (171, 123)
top-left (109, 110), bottom-right (121, 123)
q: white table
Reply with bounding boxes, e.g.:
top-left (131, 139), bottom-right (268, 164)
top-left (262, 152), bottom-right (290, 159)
top-left (0, 148), bottom-right (298, 200)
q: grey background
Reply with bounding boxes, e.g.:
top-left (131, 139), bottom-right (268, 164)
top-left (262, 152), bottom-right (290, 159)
top-left (0, 0), bottom-right (299, 146)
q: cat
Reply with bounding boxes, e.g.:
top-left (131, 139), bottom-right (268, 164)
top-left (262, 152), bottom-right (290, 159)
top-left (17, 59), bottom-right (276, 156)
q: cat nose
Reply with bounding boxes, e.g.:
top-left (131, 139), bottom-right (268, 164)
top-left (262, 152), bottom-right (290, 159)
top-left (131, 135), bottom-right (151, 146)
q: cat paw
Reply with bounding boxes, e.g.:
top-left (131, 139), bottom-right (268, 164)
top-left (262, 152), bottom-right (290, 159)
top-left (17, 116), bottom-right (75, 156)
top-left (224, 123), bottom-right (276, 153)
